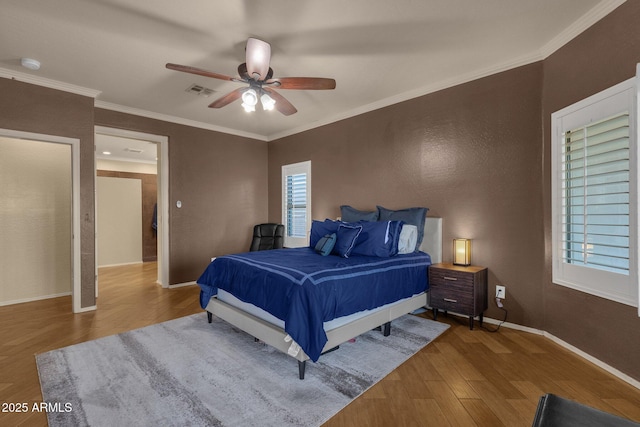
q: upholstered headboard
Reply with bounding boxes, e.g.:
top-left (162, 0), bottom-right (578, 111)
top-left (420, 217), bottom-right (442, 264)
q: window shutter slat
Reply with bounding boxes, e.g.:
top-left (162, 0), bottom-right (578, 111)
top-left (562, 112), bottom-right (630, 274)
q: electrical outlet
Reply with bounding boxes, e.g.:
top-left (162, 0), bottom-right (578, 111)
top-left (496, 285), bottom-right (506, 299)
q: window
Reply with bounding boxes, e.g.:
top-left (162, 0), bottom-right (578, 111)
top-left (551, 76), bottom-right (638, 308)
top-left (282, 161), bottom-right (311, 248)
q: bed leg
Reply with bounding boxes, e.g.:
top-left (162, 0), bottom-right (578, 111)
top-left (383, 321), bottom-right (391, 336)
top-left (207, 311), bottom-right (212, 323)
top-left (298, 360), bottom-right (306, 380)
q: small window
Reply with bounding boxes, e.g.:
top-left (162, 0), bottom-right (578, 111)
top-left (282, 161), bottom-right (311, 248)
top-left (551, 76), bottom-right (638, 308)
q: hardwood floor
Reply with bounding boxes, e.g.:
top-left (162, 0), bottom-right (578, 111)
top-left (1, 262), bottom-right (639, 426)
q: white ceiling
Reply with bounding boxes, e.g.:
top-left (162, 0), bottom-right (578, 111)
top-left (0, 0), bottom-right (624, 143)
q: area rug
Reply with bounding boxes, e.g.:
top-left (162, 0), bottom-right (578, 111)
top-left (37, 313), bottom-right (449, 427)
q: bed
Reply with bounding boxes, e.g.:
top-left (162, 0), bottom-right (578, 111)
top-left (197, 216), bottom-right (442, 379)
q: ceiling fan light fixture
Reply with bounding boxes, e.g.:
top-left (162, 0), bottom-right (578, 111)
top-left (260, 93), bottom-right (276, 111)
top-left (241, 88), bottom-right (258, 106)
top-left (246, 38), bottom-right (271, 81)
top-left (242, 103), bottom-right (255, 113)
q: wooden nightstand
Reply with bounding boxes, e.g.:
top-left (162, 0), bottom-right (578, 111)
top-left (428, 263), bottom-right (488, 330)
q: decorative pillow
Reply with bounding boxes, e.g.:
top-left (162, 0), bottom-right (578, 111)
top-left (377, 205), bottom-right (428, 252)
top-left (309, 219), bottom-right (340, 248)
top-left (351, 220), bottom-right (404, 257)
top-left (332, 224), bottom-right (363, 258)
top-left (314, 233), bottom-right (336, 256)
top-left (340, 205), bottom-right (379, 222)
top-left (397, 224), bottom-right (418, 254)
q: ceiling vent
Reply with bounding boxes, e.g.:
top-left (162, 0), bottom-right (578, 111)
top-left (185, 84), bottom-right (215, 97)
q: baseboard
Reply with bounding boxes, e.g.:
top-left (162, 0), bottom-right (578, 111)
top-left (168, 281), bottom-right (197, 289)
top-left (0, 292), bottom-right (72, 307)
top-left (98, 261), bottom-right (143, 268)
top-left (483, 315), bottom-right (640, 391)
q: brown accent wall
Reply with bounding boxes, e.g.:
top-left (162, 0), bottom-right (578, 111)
top-left (97, 170), bottom-right (158, 262)
top-left (0, 79), bottom-right (96, 308)
top-left (268, 2), bottom-right (640, 383)
top-left (542, 1), bottom-right (640, 381)
top-left (269, 62), bottom-right (546, 329)
top-left (94, 109), bottom-right (268, 284)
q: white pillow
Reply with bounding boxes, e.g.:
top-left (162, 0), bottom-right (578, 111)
top-left (398, 224), bottom-right (418, 254)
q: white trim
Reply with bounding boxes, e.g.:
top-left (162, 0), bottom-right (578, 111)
top-left (0, 129), bottom-right (83, 313)
top-left (0, 292), bottom-right (72, 307)
top-left (539, 0), bottom-right (627, 58)
top-left (0, 67), bottom-right (101, 98)
top-left (281, 160), bottom-right (312, 248)
top-left (481, 316), bottom-right (640, 390)
top-left (95, 101), bottom-right (267, 142)
top-left (551, 76), bottom-right (638, 307)
top-left (75, 304), bottom-right (98, 313)
top-left (97, 261), bottom-right (143, 268)
top-left (168, 281), bottom-right (197, 289)
top-left (95, 126), bottom-right (170, 288)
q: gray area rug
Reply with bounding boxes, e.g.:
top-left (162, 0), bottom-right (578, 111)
top-left (37, 313), bottom-right (449, 427)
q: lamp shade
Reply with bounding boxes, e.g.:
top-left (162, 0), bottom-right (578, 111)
top-left (453, 238), bottom-right (471, 266)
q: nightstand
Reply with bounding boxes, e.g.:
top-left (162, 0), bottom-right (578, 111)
top-left (429, 263), bottom-right (488, 330)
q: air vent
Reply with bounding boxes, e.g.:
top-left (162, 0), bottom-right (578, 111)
top-left (185, 84), bottom-right (215, 97)
top-left (124, 148), bottom-right (144, 154)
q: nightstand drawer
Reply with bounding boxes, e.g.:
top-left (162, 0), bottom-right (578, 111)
top-left (429, 268), bottom-right (474, 287)
top-left (430, 285), bottom-right (473, 312)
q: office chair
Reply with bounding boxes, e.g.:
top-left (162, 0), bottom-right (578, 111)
top-left (250, 223), bottom-right (284, 251)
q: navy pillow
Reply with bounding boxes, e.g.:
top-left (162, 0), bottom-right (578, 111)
top-left (377, 206), bottom-right (428, 252)
top-left (340, 205), bottom-right (379, 222)
top-left (309, 219), bottom-right (340, 248)
top-left (314, 233), bottom-right (336, 256)
top-left (351, 220), bottom-right (404, 257)
top-left (332, 224), bottom-right (363, 258)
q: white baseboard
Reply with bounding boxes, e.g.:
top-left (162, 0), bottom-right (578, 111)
top-left (75, 304), bottom-right (97, 313)
top-left (0, 291), bottom-right (72, 307)
top-left (169, 281), bottom-right (197, 289)
top-left (483, 316), bottom-right (640, 390)
top-left (98, 261), bottom-right (143, 268)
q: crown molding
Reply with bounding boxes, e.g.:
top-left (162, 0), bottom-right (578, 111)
top-left (0, 67), bottom-right (101, 98)
top-left (268, 1), bottom-right (627, 141)
top-left (540, 0), bottom-right (627, 58)
top-left (94, 101), bottom-right (268, 142)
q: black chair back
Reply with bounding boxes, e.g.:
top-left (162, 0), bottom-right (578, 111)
top-left (250, 223), bottom-right (284, 251)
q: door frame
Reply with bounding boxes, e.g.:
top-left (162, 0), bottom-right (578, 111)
top-left (0, 128), bottom-right (82, 312)
top-left (94, 126), bottom-right (169, 288)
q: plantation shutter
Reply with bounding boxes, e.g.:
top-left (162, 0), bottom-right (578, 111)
top-left (562, 112), bottom-right (630, 275)
top-left (286, 173), bottom-right (307, 238)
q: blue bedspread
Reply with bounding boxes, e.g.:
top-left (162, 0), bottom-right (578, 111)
top-left (197, 247), bottom-right (431, 362)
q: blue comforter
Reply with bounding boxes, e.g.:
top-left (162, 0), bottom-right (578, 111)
top-left (197, 247), bottom-right (431, 362)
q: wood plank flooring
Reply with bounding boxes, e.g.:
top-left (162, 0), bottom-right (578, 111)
top-left (1, 262), bottom-right (639, 426)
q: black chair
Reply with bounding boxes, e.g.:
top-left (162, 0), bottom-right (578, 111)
top-left (532, 393), bottom-right (640, 427)
top-left (250, 223), bottom-right (284, 251)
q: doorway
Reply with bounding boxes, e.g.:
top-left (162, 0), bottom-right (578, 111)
top-left (0, 129), bottom-right (82, 312)
top-left (94, 127), bottom-right (169, 290)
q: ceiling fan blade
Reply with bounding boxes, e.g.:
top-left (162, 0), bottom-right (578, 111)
top-left (266, 77), bottom-right (336, 90)
top-left (166, 63), bottom-right (235, 81)
top-left (245, 38), bottom-right (271, 81)
top-left (262, 87), bottom-right (297, 116)
top-left (208, 87), bottom-right (245, 108)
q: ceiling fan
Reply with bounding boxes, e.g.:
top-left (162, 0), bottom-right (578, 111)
top-left (166, 38), bottom-right (336, 116)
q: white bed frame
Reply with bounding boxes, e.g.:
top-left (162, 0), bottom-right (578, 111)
top-left (204, 217), bottom-right (442, 379)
